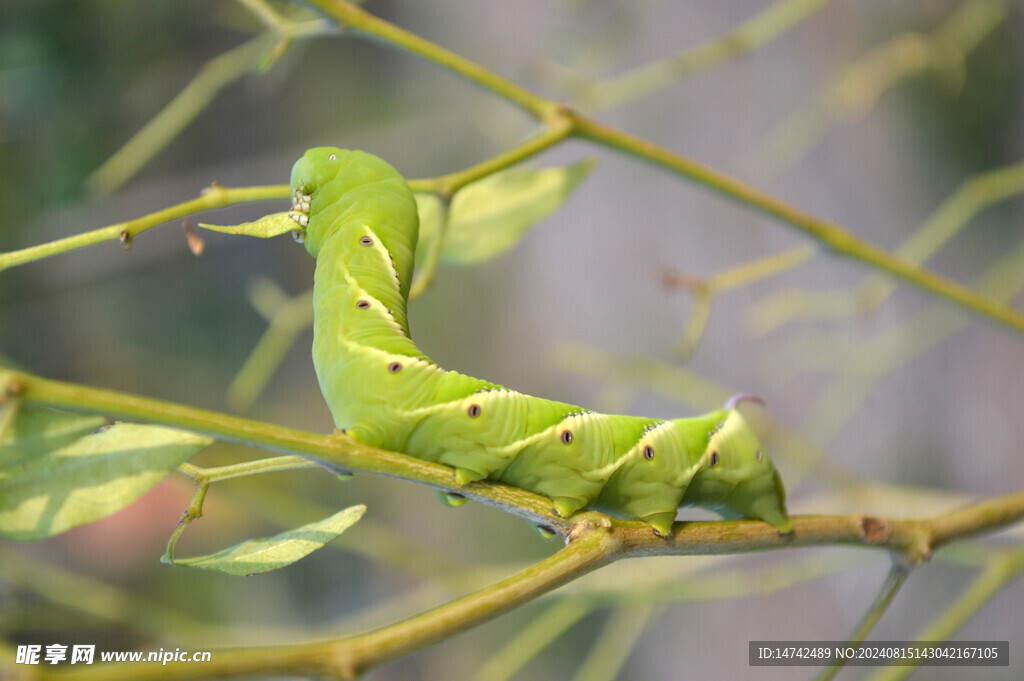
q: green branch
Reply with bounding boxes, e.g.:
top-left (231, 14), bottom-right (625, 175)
top-left (578, 0), bottom-right (833, 111)
top-left (8, 0), bottom-right (1022, 340)
top-left (8, 366), bottom-right (1024, 565)
top-left (22, 481), bottom-right (1024, 681)
top-left (746, 0), bottom-right (1007, 177)
top-left (227, 287), bottom-right (315, 411)
top-left (6, 368), bottom-right (1024, 679)
top-left (88, 35), bottom-right (275, 195)
top-left (864, 548), bottom-right (1024, 681)
top-left (301, 0), bottom-right (1024, 338)
top-left (29, 508), bottom-right (1024, 681)
top-left (302, 0), bottom-right (555, 120)
top-left (11, 1), bottom-right (1024, 338)
top-left (0, 184), bottom-right (289, 272)
top-left (814, 563), bottom-right (911, 681)
top-left (88, 12), bottom-right (333, 195)
top-left (1, 124), bottom-right (569, 276)
top-left (567, 112), bottom-right (1024, 336)
top-left (0, 369), bottom-right (570, 535)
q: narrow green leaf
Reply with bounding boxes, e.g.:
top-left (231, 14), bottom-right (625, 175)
top-left (198, 212), bottom-right (297, 238)
top-left (415, 158), bottom-right (596, 266)
top-left (0, 423), bottom-right (212, 540)
top-left (166, 505), bottom-right (366, 576)
top-left (0, 405), bottom-right (108, 467)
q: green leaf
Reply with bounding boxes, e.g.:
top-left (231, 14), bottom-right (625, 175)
top-left (0, 423), bottom-right (212, 540)
top-left (165, 505), bottom-right (366, 576)
top-left (415, 158), bottom-right (596, 266)
top-left (0, 405), bottom-right (108, 467)
top-left (198, 212), bottom-right (297, 238)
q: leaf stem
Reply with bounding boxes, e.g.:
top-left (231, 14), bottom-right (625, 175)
top-left (162, 482), bottom-right (209, 564)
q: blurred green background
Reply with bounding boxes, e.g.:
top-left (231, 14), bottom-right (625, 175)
top-left (1, 1), bottom-right (1023, 679)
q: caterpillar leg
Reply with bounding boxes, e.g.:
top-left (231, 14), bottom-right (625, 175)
top-left (551, 496), bottom-right (588, 519)
top-left (640, 512), bottom-right (677, 538)
top-left (454, 467), bottom-right (488, 485)
top-left (529, 522), bottom-right (559, 539)
top-left (435, 490), bottom-right (468, 508)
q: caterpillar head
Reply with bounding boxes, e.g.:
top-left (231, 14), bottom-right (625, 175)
top-left (289, 147), bottom-right (419, 299)
top-left (289, 147), bottom-right (413, 245)
top-left (681, 407), bottom-right (793, 534)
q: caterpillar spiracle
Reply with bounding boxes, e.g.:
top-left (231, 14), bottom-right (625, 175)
top-left (287, 147), bottom-right (792, 537)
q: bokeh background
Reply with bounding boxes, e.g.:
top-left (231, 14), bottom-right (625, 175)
top-left (1, 1), bottom-right (1023, 679)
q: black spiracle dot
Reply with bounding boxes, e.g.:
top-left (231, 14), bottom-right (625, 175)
top-left (756, 448), bottom-right (764, 462)
top-left (710, 451), bottom-right (720, 466)
top-left (643, 444), bottom-right (655, 460)
top-left (561, 430), bottom-right (573, 445)
top-left (359, 236), bottom-right (374, 246)
top-left (388, 362), bottom-right (403, 374)
top-left (356, 300), bottom-right (371, 309)
top-left (467, 404), bottom-right (481, 418)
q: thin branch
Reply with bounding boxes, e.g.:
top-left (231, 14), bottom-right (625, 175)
top-left (26, 491), bottom-right (1024, 680)
top-left (407, 198), bottom-right (450, 301)
top-left (88, 16), bottom-right (332, 195)
top-left (570, 603), bottom-right (662, 681)
top-left (579, 0), bottom-right (833, 111)
top-left (423, 121), bottom-right (574, 198)
top-left (0, 184), bottom-right (289, 272)
top-left (662, 244), bottom-right (816, 356)
top-left (862, 548), bottom-right (1024, 681)
top-left (227, 287), bottom-right (315, 411)
top-left (1, 123), bottom-right (567, 276)
top-left (89, 35), bottom-right (273, 195)
top-left (299, 0), bottom-right (1024, 338)
top-left (303, 0), bottom-right (556, 121)
top-left (0, 369), bottom-right (570, 535)
top-left (568, 112), bottom-right (1024, 337)
top-left (6, 368), bottom-right (1024, 565)
top-left (0, 544), bottom-right (299, 646)
top-left (745, 0), bottom-right (1007, 177)
top-left (475, 599), bottom-right (592, 681)
top-left (750, 159), bottom-right (1024, 333)
top-left (814, 562), bottom-right (911, 681)
top-left (5, 366), bottom-right (1024, 678)
top-left (162, 482), bottom-right (209, 564)
top-left (179, 455), bottom-right (317, 485)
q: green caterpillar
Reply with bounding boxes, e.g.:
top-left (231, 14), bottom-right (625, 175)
top-left (288, 147), bottom-right (792, 537)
